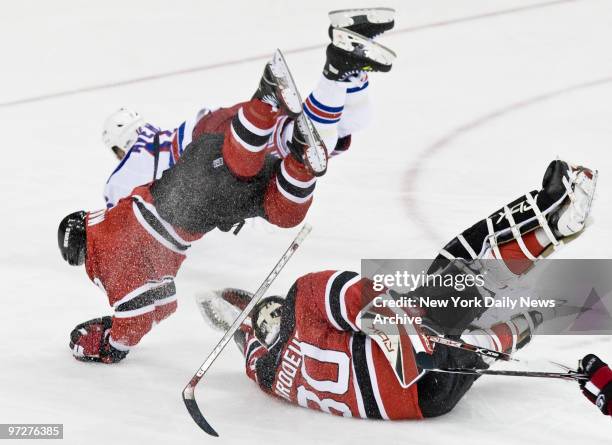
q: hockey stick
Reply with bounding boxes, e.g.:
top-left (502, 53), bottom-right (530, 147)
top-left (425, 336), bottom-right (588, 381)
top-left (427, 335), bottom-right (517, 362)
top-left (182, 224), bottom-right (312, 437)
top-left (431, 367), bottom-right (588, 381)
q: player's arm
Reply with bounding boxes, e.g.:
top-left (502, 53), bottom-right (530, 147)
top-left (239, 325), bottom-right (269, 384)
top-left (296, 270), bottom-right (382, 333)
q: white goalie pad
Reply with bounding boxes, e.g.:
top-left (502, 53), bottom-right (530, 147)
top-left (440, 161), bottom-right (598, 264)
top-left (555, 167), bottom-right (598, 237)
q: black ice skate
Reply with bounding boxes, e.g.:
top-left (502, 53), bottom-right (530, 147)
top-left (324, 28), bottom-right (396, 81)
top-left (287, 112), bottom-right (329, 177)
top-left (328, 7), bottom-right (395, 39)
top-left (253, 49), bottom-right (302, 118)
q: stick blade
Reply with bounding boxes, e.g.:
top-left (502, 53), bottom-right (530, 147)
top-left (183, 395), bottom-right (219, 437)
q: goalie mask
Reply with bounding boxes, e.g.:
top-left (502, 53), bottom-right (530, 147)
top-left (252, 296), bottom-right (285, 348)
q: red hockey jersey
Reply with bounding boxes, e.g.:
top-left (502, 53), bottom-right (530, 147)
top-left (243, 270), bottom-right (424, 420)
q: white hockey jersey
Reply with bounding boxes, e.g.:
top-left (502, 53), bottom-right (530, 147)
top-left (104, 109), bottom-right (210, 208)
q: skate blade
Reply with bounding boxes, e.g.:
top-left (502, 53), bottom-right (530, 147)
top-left (329, 7), bottom-right (395, 27)
top-left (296, 113), bottom-right (328, 177)
top-left (270, 49), bottom-right (303, 117)
top-left (332, 28), bottom-right (397, 66)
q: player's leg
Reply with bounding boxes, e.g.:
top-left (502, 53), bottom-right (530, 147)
top-left (273, 15), bottom-right (395, 158)
top-left (415, 306), bottom-right (545, 416)
top-left (300, 72), bottom-right (372, 156)
top-left (329, 8), bottom-right (395, 153)
top-left (223, 98), bottom-right (282, 179)
top-left (428, 160), bottom-right (597, 276)
top-left (222, 54), bottom-right (302, 179)
top-left (262, 152), bottom-right (317, 228)
top-left (416, 161), bottom-right (597, 415)
top-left (417, 299), bottom-right (558, 418)
top-left (415, 160), bottom-right (596, 338)
top-left (261, 31), bottom-right (396, 228)
top-left (416, 346), bottom-right (482, 417)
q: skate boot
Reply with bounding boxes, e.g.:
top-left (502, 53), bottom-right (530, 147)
top-left (328, 7), bottom-right (395, 39)
top-left (544, 161), bottom-right (598, 238)
top-left (253, 49), bottom-right (302, 118)
top-left (323, 28), bottom-right (396, 81)
top-left (287, 112), bottom-right (329, 177)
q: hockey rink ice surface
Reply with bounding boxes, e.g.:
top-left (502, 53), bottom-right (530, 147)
top-left (1, 0), bottom-right (611, 443)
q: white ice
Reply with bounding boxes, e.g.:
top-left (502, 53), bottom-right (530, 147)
top-left (0, 0), bottom-right (610, 443)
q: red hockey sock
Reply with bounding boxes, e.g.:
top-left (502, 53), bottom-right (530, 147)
top-left (498, 229), bottom-right (549, 275)
top-left (489, 322), bottom-right (515, 353)
top-left (223, 99), bottom-right (278, 178)
top-left (264, 156), bottom-right (316, 228)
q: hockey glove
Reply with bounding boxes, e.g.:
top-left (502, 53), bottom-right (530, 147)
top-left (69, 316), bottom-right (128, 364)
top-left (579, 354), bottom-right (612, 416)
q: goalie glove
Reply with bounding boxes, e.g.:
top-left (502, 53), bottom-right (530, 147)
top-left (69, 316), bottom-right (128, 364)
top-left (579, 354), bottom-right (612, 416)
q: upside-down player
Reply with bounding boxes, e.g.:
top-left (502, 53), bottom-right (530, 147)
top-left (58, 9), bottom-right (397, 364)
top-left (202, 159), bottom-right (611, 419)
top-left (99, 8), bottom-right (396, 209)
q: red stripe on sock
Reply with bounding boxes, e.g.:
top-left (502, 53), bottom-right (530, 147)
top-left (490, 323), bottom-right (514, 353)
top-left (499, 231), bottom-right (546, 274)
top-left (305, 97), bottom-right (342, 120)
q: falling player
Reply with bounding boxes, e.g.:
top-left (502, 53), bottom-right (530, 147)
top-left (99, 8), bottom-right (396, 209)
top-left (58, 9), bottom-right (397, 364)
top-left (201, 159), bottom-right (608, 419)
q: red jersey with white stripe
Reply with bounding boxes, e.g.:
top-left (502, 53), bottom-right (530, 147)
top-left (83, 99), bottom-right (318, 353)
top-left (242, 270), bottom-right (424, 420)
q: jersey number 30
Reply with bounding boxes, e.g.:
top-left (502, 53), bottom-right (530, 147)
top-left (296, 341), bottom-right (352, 417)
